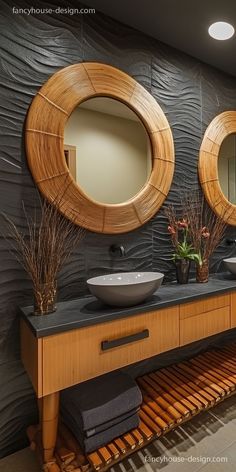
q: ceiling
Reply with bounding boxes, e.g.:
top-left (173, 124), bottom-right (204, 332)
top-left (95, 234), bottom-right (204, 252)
top-left (82, 0), bottom-right (236, 77)
top-left (80, 97), bottom-right (139, 121)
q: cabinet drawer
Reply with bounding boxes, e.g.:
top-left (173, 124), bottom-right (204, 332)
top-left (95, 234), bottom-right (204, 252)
top-left (180, 306), bottom-right (230, 346)
top-left (180, 294), bottom-right (230, 319)
top-left (42, 306), bottom-right (179, 396)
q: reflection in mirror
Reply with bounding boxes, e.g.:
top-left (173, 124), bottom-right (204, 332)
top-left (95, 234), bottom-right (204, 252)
top-left (218, 133), bottom-right (236, 204)
top-left (64, 97), bottom-right (152, 204)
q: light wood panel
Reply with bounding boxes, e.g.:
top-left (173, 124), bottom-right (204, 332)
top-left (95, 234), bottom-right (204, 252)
top-left (230, 292), bottom-right (236, 327)
top-left (21, 292), bottom-right (235, 400)
top-left (198, 111), bottom-right (236, 225)
top-left (25, 62), bottom-right (175, 234)
top-left (21, 319), bottom-right (43, 397)
top-left (180, 294), bottom-right (230, 319)
top-left (42, 306), bottom-right (180, 396)
top-left (180, 306), bottom-right (230, 346)
top-left (42, 392), bottom-right (60, 463)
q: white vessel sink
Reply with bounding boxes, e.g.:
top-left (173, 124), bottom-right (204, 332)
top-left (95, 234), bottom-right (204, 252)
top-left (224, 257), bottom-right (236, 275)
top-left (87, 272), bottom-right (164, 307)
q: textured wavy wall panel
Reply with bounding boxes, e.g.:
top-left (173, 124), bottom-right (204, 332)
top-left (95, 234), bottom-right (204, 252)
top-left (1, 0), bottom-right (236, 457)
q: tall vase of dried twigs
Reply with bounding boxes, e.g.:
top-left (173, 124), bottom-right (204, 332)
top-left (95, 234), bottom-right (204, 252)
top-left (183, 191), bottom-right (227, 283)
top-left (33, 281), bottom-right (57, 315)
top-left (2, 197), bottom-right (85, 315)
top-left (196, 259), bottom-right (209, 283)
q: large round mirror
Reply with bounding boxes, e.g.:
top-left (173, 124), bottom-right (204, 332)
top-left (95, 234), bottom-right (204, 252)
top-left (218, 134), bottom-right (236, 204)
top-left (64, 97), bottom-right (152, 204)
top-left (25, 62), bottom-right (175, 233)
top-left (199, 111), bottom-right (236, 225)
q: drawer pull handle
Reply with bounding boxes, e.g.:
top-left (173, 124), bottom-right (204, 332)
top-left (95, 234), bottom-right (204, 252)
top-left (101, 329), bottom-right (149, 351)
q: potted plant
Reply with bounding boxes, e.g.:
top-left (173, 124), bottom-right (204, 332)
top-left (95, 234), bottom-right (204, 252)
top-left (165, 207), bottom-right (200, 284)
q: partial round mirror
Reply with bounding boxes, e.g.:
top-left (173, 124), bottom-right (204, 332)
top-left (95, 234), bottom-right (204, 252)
top-left (218, 133), bottom-right (236, 204)
top-left (199, 111), bottom-right (236, 226)
top-left (64, 97), bottom-right (152, 204)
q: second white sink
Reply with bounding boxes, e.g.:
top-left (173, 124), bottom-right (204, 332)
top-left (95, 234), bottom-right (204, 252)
top-left (224, 257), bottom-right (236, 275)
top-left (87, 272), bottom-right (164, 307)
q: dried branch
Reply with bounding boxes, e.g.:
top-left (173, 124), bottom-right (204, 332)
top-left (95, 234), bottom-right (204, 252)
top-left (1, 193), bottom-right (86, 310)
top-left (182, 190), bottom-right (227, 265)
top-left (164, 205), bottom-right (179, 251)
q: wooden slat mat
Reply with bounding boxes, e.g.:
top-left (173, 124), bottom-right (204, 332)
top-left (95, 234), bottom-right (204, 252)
top-left (28, 343), bottom-right (236, 472)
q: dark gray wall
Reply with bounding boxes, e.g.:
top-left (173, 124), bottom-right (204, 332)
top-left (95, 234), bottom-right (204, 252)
top-left (1, 0), bottom-right (236, 458)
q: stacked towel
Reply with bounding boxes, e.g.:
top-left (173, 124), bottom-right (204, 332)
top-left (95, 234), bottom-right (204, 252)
top-left (60, 370), bottom-right (142, 453)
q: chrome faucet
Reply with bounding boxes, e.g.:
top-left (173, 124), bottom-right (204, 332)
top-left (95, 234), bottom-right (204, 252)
top-left (109, 244), bottom-right (125, 257)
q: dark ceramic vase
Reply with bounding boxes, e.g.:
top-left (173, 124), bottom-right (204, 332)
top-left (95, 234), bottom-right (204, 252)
top-left (175, 259), bottom-right (191, 284)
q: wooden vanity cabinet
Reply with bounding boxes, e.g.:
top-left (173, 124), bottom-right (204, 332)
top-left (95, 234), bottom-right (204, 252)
top-left (20, 289), bottom-right (236, 464)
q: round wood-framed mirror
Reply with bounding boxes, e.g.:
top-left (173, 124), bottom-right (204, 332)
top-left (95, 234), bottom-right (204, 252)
top-left (199, 111), bottom-right (236, 225)
top-left (25, 62), bottom-right (175, 233)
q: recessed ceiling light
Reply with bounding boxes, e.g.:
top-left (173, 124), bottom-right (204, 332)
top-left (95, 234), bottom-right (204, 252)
top-left (208, 21), bottom-right (235, 40)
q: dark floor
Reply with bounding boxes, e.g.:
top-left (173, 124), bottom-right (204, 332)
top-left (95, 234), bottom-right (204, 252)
top-left (1, 395), bottom-right (236, 472)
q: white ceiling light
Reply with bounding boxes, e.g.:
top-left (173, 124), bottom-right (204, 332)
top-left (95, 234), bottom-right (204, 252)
top-left (208, 21), bottom-right (235, 40)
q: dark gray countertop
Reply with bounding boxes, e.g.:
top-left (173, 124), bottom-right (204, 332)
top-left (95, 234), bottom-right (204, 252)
top-left (20, 273), bottom-right (236, 338)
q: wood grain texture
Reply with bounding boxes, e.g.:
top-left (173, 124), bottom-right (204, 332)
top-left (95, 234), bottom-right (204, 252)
top-left (199, 111), bottom-right (236, 225)
top-left (180, 294), bottom-right (230, 319)
top-left (1, 0), bottom-right (236, 458)
top-left (20, 320), bottom-right (43, 397)
top-left (42, 392), bottom-right (60, 462)
top-left (41, 305), bottom-right (180, 396)
top-left (25, 62), bottom-right (175, 234)
top-left (230, 292), bottom-right (236, 328)
top-left (180, 306), bottom-right (230, 346)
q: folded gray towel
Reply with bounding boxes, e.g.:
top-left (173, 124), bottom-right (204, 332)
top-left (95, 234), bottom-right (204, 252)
top-left (60, 370), bottom-right (142, 431)
top-left (61, 403), bottom-right (139, 437)
top-left (61, 411), bottom-right (140, 453)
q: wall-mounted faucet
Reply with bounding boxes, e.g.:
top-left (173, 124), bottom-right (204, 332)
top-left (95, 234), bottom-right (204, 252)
top-left (225, 238), bottom-right (236, 245)
top-left (109, 244), bottom-right (126, 257)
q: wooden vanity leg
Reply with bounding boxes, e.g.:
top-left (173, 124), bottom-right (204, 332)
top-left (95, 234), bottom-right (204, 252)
top-left (38, 398), bottom-right (42, 426)
top-left (41, 392), bottom-right (59, 463)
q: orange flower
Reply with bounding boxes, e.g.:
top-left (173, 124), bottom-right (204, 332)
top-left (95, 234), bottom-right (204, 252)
top-left (202, 231), bottom-right (210, 239)
top-left (168, 225), bottom-right (176, 235)
top-left (177, 219), bottom-right (188, 229)
top-left (201, 226), bottom-right (210, 238)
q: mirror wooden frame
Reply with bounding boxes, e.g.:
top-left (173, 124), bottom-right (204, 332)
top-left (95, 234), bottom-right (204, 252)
top-left (25, 62), bottom-right (175, 233)
top-left (199, 111), bottom-right (236, 226)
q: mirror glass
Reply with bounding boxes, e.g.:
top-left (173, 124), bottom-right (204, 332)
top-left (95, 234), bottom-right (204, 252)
top-left (64, 97), bottom-right (152, 204)
top-left (218, 133), bottom-right (236, 204)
